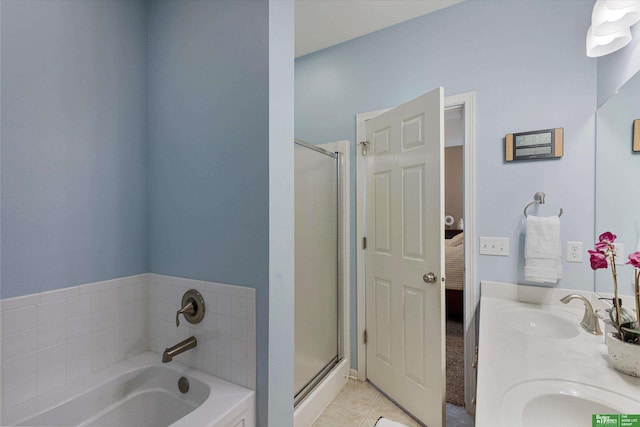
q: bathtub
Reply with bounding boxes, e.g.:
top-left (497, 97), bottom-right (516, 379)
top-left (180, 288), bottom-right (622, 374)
top-left (3, 352), bottom-right (254, 427)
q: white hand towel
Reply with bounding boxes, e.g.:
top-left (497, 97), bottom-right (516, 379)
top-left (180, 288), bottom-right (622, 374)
top-left (374, 417), bottom-right (410, 427)
top-left (524, 215), bottom-right (562, 283)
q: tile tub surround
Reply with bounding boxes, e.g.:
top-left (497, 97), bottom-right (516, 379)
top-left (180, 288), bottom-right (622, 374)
top-left (148, 274), bottom-right (256, 390)
top-left (476, 281), bottom-right (640, 426)
top-left (1, 273), bottom-right (257, 417)
top-left (0, 275), bottom-right (149, 413)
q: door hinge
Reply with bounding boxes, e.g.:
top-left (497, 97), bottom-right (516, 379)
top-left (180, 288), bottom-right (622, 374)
top-left (363, 236), bottom-right (367, 250)
top-left (360, 140), bottom-right (369, 156)
top-left (472, 345), bottom-right (478, 369)
top-left (364, 329), bottom-right (368, 344)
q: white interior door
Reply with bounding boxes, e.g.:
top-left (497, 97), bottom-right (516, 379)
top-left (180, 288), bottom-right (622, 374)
top-left (365, 87), bottom-right (445, 427)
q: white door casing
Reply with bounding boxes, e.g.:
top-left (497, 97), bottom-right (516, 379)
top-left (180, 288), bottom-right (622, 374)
top-left (365, 87), bottom-right (445, 427)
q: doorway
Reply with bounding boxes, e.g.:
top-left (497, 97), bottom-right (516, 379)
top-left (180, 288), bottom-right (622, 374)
top-left (355, 92), bottom-right (477, 421)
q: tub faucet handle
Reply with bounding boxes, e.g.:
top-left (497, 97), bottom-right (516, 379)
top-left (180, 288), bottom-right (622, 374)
top-left (175, 289), bottom-right (206, 328)
top-left (176, 302), bottom-right (195, 327)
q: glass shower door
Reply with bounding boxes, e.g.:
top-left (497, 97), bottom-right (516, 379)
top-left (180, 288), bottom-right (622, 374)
top-left (294, 140), bottom-right (340, 404)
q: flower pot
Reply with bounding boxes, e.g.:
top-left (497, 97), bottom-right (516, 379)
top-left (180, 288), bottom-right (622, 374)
top-left (606, 332), bottom-right (640, 377)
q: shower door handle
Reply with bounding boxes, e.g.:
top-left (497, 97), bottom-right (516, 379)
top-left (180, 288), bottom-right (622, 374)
top-left (423, 272), bottom-right (437, 284)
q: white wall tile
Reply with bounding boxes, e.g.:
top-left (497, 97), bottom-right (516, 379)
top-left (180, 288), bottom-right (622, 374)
top-left (66, 294), bottom-right (91, 318)
top-left (217, 314), bottom-right (232, 338)
top-left (91, 346), bottom-right (115, 372)
top-left (231, 317), bottom-right (248, 341)
top-left (118, 285), bottom-right (134, 305)
top-left (66, 335), bottom-right (92, 361)
top-left (39, 287), bottom-right (77, 304)
top-left (90, 307), bottom-right (118, 332)
top-left (37, 343), bottom-right (65, 372)
top-left (155, 284), bottom-right (178, 305)
top-left (231, 339), bottom-right (248, 364)
top-left (148, 275), bottom-right (256, 390)
top-left (66, 314), bottom-right (91, 339)
top-left (90, 288), bottom-right (118, 313)
top-left (216, 294), bottom-right (232, 316)
top-left (247, 363), bottom-right (256, 390)
top-left (216, 336), bottom-right (232, 360)
top-left (1, 274), bottom-right (150, 412)
top-left (66, 355), bottom-right (91, 383)
top-left (231, 361), bottom-right (248, 388)
top-left (0, 294), bottom-right (38, 312)
top-left (216, 357), bottom-right (233, 383)
top-left (2, 374), bottom-right (36, 408)
top-left (90, 326), bottom-right (116, 352)
top-left (2, 352), bottom-right (36, 386)
top-left (231, 296), bottom-right (248, 319)
top-left (37, 363), bottom-right (65, 395)
top-left (2, 306), bottom-right (37, 336)
top-left (37, 322), bottom-right (66, 350)
top-left (37, 300), bottom-right (66, 327)
top-left (2, 329), bottom-right (36, 360)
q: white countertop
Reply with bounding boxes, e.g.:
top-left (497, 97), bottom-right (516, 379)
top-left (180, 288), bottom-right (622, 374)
top-left (475, 281), bottom-right (640, 427)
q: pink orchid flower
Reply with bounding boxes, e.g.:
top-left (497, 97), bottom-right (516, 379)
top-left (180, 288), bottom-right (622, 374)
top-left (588, 249), bottom-right (608, 270)
top-left (599, 231), bottom-right (617, 243)
top-left (595, 231), bottom-right (617, 252)
top-left (627, 251), bottom-right (640, 269)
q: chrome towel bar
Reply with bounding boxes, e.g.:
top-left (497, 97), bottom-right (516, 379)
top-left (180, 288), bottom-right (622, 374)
top-left (524, 192), bottom-right (563, 217)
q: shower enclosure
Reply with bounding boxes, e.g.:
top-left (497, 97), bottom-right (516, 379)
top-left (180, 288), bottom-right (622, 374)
top-left (294, 139), bottom-right (343, 406)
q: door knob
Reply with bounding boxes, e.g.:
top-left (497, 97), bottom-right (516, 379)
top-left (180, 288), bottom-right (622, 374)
top-left (423, 272), bottom-right (437, 283)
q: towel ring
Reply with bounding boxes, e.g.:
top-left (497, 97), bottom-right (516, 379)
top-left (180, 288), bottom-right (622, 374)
top-left (524, 192), bottom-right (563, 217)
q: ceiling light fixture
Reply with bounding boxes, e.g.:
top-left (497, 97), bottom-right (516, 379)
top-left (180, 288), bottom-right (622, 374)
top-left (586, 25), bottom-right (633, 57)
top-left (587, 0), bottom-right (640, 57)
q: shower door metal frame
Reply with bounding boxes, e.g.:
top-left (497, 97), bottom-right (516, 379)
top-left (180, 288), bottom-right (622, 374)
top-left (293, 138), bottom-right (344, 407)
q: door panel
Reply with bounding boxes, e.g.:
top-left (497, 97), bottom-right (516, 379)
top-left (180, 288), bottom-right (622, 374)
top-left (365, 87), bottom-right (445, 427)
top-left (402, 165), bottom-right (425, 261)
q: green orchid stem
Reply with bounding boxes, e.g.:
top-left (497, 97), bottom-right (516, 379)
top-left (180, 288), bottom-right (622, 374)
top-left (635, 268), bottom-right (640, 326)
top-left (610, 252), bottom-right (621, 329)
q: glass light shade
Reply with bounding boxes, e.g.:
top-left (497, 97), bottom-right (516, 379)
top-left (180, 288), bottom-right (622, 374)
top-left (586, 25), bottom-right (633, 57)
top-left (605, 0), bottom-right (640, 10)
top-left (592, 0), bottom-right (640, 36)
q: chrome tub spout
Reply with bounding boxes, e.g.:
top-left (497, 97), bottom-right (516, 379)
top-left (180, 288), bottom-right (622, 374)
top-left (162, 336), bottom-right (197, 363)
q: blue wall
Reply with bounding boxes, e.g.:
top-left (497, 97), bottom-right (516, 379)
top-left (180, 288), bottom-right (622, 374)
top-left (147, 0), bottom-right (269, 289)
top-left (296, 0), bottom-right (598, 367)
top-left (1, 0), bottom-right (148, 299)
top-left (147, 1), bottom-right (278, 425)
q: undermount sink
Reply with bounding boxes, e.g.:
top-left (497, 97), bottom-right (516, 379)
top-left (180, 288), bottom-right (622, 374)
top-left (500, 306), bottom-right (580, 339)
top-left (501, 379), bottom-right (640, 427)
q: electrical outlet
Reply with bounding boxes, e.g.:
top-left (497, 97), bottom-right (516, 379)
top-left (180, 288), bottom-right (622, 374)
top-left (567, 241), bottom-right (583, 262)
top-left (479, 237), bottom-right (510, 256)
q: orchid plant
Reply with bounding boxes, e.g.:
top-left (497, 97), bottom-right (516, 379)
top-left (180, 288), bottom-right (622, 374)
top-left (589, 232), bottom-right (640, 344)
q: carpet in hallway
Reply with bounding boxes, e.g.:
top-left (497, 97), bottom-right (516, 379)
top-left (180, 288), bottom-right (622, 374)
top-left (446, 319), bottom-right (465, 407)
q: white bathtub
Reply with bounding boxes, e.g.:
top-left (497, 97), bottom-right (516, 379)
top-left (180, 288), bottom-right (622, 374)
top-left (3, 352), bottom-right (255, 427)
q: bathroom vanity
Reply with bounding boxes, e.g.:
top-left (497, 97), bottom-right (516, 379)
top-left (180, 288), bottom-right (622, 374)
top-left (475, 281), bottom-right (640, 427)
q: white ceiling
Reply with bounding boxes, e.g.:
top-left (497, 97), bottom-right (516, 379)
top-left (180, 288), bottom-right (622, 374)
top-left (295, 0), bottom-right (464, 58)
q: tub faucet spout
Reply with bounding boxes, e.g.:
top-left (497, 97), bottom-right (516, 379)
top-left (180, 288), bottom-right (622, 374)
top-left (162, 336), bottom-right (197, 363)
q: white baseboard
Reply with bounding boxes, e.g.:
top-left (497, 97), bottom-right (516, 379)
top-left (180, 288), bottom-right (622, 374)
top-left (294, 359), bottom-right (349, 427)
top-left (349, 368), bottom-right (359, 380)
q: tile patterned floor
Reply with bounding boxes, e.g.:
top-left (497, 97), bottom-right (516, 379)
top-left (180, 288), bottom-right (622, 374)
top-left (312, 379), bottom-right (474, 427)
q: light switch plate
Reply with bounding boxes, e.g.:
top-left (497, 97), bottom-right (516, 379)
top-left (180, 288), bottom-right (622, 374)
top-left (479, 237), bottom-right (510, 256)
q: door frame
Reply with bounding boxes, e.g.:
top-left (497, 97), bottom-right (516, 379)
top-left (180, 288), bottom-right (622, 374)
top-left (355, 91), bottom-right (477, 413)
